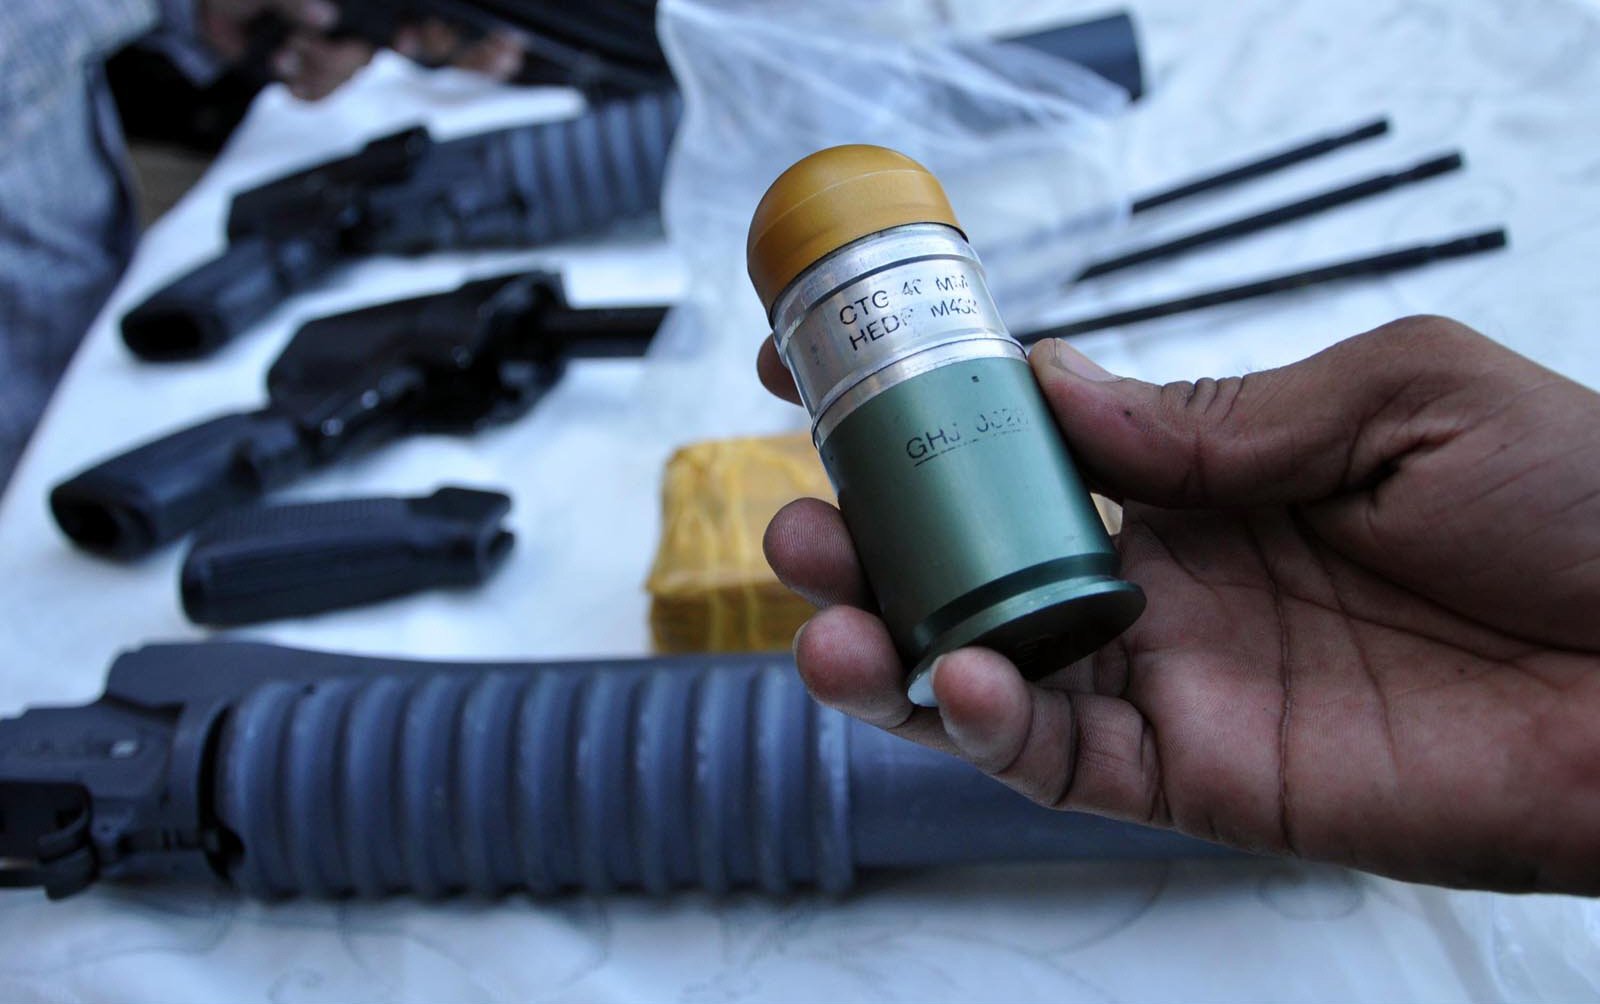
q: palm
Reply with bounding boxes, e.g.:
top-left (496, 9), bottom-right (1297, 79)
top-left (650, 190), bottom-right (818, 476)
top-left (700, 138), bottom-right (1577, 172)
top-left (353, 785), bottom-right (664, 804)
top-left (1108, 501), bottom-right (1593, 891)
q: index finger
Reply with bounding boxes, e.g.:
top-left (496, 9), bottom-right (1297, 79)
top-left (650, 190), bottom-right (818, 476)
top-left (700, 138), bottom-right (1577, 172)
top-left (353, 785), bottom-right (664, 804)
top-left (757, 334), bottom-right (801, 405)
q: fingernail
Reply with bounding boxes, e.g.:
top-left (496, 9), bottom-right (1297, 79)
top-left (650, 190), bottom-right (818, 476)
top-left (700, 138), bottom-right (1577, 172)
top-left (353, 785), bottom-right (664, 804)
top-left (1041, 339), bottom-right (1119, 382)
top-left (905, 654), bottom-right (944, 708)
top-left (791, 620), bottom-right (808, 660)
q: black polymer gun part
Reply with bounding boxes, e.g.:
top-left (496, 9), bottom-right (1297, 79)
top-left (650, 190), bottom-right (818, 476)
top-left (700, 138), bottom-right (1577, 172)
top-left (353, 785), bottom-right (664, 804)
top-left (55, 272), bottom-right (666, 558)
top-left (0, 642), bottom-right (1229, 900)
top-left (120, 87), bottom-right (681, 361)
top-left (180, 487), bottom-right (515, 626)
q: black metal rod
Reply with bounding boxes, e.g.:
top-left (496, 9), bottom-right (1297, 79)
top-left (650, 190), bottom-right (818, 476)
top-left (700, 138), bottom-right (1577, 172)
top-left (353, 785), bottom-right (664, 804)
top-left (1075, 151), bottom-right (1465, 282)
top-left (1022, 228), bottom-right (1507, 344)
top-left (1130, 117), bottom-right (1390, 214)
top-left (542, 304), bottom-right (670, 358)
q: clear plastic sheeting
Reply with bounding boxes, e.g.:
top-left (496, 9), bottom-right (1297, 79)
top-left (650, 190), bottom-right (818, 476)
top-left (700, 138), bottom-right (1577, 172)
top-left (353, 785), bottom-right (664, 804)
top-left (1472, 891), bottom-right (1600, 1001)
top-left (653, 0), bottom-right (1128, 436)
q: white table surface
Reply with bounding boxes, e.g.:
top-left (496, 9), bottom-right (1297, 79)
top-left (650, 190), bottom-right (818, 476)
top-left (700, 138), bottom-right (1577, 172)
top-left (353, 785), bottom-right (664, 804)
top-left (3, 0), bottom-right (1599, 1000)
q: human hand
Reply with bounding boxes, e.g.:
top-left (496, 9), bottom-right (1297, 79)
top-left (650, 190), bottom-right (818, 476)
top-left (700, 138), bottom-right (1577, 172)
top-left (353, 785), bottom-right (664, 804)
top-left (199, 1), bottom-right (523, 101)
top-left (758, 315), bottom-right (1600, 894)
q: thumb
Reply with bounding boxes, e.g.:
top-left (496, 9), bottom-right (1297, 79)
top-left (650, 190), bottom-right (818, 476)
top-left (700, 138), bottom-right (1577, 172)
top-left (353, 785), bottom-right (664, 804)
top-left (1028, 316), bottom-right (1498, 508)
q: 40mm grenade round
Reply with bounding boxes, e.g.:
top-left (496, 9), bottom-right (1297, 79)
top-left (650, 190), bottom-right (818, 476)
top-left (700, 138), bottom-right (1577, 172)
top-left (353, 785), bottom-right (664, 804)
top-left (747, 145), bottom-right (1144, 705)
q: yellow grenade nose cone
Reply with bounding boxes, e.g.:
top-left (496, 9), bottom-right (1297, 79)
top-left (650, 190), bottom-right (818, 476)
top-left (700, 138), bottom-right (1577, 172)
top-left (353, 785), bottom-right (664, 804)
top-left (746, 145), bottom-right (964, 315)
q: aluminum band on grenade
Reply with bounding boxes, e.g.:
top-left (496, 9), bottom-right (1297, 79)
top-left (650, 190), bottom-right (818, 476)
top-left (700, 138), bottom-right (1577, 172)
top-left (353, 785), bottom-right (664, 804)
top-left (772, 224), bottom-right (1022, 443)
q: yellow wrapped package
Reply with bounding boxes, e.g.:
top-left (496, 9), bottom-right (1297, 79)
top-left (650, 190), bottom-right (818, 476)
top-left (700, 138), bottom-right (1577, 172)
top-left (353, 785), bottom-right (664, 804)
top-left (647, 432), bottom-right (830, 653)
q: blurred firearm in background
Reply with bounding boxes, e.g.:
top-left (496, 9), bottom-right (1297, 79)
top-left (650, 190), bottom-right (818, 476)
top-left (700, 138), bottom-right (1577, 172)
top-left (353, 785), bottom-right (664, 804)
top-left (53, 272), bottom-right (668, 558)
top-left (0, 0), bottom-right (652, 491)
top-left (120, 87), bottom-right (681, 360)
top-left (117, 10), bottom-right (1144, 362)
top-left (4, 0), bottom-right (1142, 493)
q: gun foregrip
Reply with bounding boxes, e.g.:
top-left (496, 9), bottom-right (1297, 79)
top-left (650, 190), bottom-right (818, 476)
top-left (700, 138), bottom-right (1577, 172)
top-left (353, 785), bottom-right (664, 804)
top-left (121, 237), bottom-right (333, 361)
top-left (213, 659), bottom-right (854, 898)
top-left (50, 409), bottom-right (309, 559)
top-left (181, 487), bottom-right (514, 625)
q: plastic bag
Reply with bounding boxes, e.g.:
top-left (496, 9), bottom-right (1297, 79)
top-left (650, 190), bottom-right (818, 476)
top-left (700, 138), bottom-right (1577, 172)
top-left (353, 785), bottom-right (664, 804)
top-left (1444, 889), bottom-right (1600, 1001)
top-left (645, 0), bottom-right (1128, 441)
